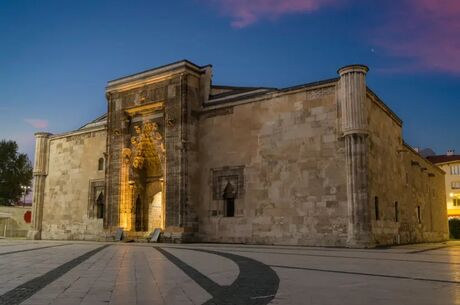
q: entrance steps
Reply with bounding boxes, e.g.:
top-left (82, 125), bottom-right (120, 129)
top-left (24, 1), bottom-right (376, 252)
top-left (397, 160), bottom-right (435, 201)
top-left (122, 231), bottom-right (151, 242)
top-left (119, 228), bottom-right (194, 243)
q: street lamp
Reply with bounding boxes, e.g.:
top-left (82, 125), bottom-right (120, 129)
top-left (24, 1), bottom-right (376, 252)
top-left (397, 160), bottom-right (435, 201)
top-left (21, 185), bottom-right (31, 207)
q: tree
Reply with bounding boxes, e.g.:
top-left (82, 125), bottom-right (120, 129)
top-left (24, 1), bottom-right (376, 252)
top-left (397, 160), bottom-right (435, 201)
top-left (0, 140), bottom-right (33, 205)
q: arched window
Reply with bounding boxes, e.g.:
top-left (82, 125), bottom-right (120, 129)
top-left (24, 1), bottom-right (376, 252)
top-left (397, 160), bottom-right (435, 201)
top-left (98, 158), bottom-right (104, 171)
top-left (96, 193), bottom-right (104, 219)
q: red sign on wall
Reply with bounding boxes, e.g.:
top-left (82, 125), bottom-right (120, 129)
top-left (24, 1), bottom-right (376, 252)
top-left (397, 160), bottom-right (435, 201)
top-left (24, 211), bottom-right (31, 223)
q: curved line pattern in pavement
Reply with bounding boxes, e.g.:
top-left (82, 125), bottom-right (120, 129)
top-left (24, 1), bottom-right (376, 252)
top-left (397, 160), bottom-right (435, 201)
top-left (154, 246), bottom-right (280, 305)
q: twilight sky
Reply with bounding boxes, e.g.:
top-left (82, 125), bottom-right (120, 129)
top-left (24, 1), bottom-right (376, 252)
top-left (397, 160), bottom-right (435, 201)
top-left (0, 0), bottom-right (459, 159)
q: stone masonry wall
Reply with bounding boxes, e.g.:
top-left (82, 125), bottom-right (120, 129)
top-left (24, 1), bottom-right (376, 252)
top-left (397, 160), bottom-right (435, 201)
top-left (367, 95), bottom-right (448, 245)
top-left (41, 129), bottom-right (107, 240)
top-left (0, 206), bottom-right (32, 237)
top-left (196, 85), bottom-right (350, 246)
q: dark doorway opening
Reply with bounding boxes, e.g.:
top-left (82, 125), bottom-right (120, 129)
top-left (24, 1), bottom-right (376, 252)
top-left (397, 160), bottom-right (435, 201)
top-left (135, 196), bottom-right (142, 232)
top-left (96, 193), bottom-right (104, 219)
top-left (223, 181), bottom-right (236, 217)
top-left (226, 198), bottom-right (235, 217)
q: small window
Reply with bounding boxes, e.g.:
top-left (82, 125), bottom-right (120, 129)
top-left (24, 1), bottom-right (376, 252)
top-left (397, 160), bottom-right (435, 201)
top-left (417, 206), bottom-right (421, 224)
top-left (453, 199), bottom-right (460, 207)
top-left (98, 158), bottom-right (104, 171)
top-left (451, 165), bottom-right (460, 175)
top-left (451, 182), bottom-right (460, 189)
top-left (374, 197), bottom-right (380, 221)
top-left (394, 202), bottom-right (399, 222)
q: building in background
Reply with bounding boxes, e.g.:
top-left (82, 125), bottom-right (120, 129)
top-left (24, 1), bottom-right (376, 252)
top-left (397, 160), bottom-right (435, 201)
top-left (427, 151), bottom-right (460, 219)
top-left (27, 60), bottom-right (449, 247)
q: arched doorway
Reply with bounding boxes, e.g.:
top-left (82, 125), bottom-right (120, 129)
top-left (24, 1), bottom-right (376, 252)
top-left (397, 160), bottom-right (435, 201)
top-left (120, 121), bottom-right (166, 233)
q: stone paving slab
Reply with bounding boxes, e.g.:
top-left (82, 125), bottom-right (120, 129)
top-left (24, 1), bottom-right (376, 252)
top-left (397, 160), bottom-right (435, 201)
top-left (0, 240), bottom-right (459, 305)
top-left (271, 267), bottom-right (459, 305)
top-left (20, 245), bottom-right (211, 305)
top-left (0, 244), bottom-right (101, 295)
top-left (165, 248), bottom-right (239, 286)
top-left (0, 242), bottom-right (65, 254)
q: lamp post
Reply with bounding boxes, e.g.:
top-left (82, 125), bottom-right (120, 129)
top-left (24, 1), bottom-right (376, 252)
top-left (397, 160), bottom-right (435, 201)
top-left (21, 185), bottom-right (31, 207)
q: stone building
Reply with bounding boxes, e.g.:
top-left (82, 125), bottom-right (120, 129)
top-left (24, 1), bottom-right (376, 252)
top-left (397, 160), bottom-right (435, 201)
top-left (427, 151), bottom-right (460, 219)
top-left (28, 60), bottom-right (448, 247)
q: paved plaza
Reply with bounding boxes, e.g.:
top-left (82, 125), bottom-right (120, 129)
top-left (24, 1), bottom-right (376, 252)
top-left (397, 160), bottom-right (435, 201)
top-left (0, 240), bottom-right (459, 305)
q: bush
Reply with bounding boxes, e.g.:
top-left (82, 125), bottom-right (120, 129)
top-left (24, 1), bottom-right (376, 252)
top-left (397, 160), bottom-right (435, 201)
top-left (449, 218), bottom-right (460, 239)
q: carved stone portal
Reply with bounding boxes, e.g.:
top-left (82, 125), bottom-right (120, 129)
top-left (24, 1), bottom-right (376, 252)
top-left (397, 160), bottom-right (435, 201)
top-left (119, 121), bottom-right (165, 232)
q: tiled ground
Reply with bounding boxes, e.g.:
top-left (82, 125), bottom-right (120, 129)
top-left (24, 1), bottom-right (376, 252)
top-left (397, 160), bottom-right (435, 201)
top-left (0, 239), bottom-right (459, 305)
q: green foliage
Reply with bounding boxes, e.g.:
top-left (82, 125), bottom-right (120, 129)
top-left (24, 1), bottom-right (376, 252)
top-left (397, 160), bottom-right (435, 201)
top-left (449, 218), bottom-right (460, 239)
top-left (0, 140), bottom-right (33, 205)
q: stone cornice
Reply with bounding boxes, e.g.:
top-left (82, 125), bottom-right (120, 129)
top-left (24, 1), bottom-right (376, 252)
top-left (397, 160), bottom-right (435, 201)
top-left (34, 132), bottom-right (53, 138)
top-left (366, 88), bottom-right (403, 127)
top-left (337, 64), bottom-right (369, 75)
top-left (49, 125), bottom-right (106, 141)
top-left (106, 60), bottom-right (209, 93)
top-left (403, 142), bottom-right (446, 175)
top-left (202, 79), bottom-right (338, 112)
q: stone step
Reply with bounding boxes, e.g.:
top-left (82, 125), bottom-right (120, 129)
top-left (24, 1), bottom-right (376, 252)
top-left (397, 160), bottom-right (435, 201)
top-left (122, 230), bottom-right (163, 242)
top-left (122, 231), bottom-right (150, 242)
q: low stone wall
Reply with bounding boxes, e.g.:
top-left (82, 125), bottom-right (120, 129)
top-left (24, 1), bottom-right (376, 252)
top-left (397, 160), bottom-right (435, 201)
top-left (0, 206), bottom-right (32, 238)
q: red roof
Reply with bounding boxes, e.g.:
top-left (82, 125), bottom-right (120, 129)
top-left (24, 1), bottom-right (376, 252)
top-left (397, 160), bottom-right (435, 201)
top-left (426, 155), bottom-right (460, 164)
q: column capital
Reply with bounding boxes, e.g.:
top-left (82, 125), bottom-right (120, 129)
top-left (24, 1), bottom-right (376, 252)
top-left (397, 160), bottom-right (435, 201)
top-left (34, 132), bottom-right (52, 138)
top-left (337, 64), bottom-right (369, 76)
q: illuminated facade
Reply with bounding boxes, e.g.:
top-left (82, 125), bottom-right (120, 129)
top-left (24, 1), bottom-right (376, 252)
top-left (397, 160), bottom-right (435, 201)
top-left (28, 60), bottom-right (449, 247)
top-left (427, 152), bottom-right (460, 219)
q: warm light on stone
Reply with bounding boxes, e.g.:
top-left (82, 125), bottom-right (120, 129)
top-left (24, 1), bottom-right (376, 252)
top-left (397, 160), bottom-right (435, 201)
top-left (28, 60), bottom-right (449, 246)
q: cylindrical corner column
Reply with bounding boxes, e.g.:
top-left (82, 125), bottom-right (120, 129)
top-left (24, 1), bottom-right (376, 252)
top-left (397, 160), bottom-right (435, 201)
top-left (337, 65), bottom-right (372, 247)
top-left (338, 65), bottom-right (369, 135)
top-left (27, 132), bottom-right (52, 240)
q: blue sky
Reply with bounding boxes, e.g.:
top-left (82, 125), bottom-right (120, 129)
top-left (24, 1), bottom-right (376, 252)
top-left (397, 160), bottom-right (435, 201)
top-left (0, 0), bottom-right (459, 159)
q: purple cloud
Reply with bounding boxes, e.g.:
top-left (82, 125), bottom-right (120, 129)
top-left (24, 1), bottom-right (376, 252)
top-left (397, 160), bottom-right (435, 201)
top-left (204, 0), bottom-right (342, 28)
top-left (373, 0), bottom-right (460, 74)
top-left (24, 118), bottom-right (49, 129)
top-left (205, 0), bottom-right (460, 74)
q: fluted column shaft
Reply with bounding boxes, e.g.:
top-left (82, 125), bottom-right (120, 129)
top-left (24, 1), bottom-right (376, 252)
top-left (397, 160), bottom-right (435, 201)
top-left (338, 65), bottom-right (372, 247)
top-left (27, 132), bottom-right (51, 240)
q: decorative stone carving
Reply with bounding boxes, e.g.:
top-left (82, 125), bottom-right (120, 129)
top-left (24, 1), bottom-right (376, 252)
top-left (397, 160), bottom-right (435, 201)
top-left (129, 122), bottom-right (165, 171)
top-left (167, 119), bottom-right (176, 128)
top-left (122, 148), bottom-right (132, 164)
